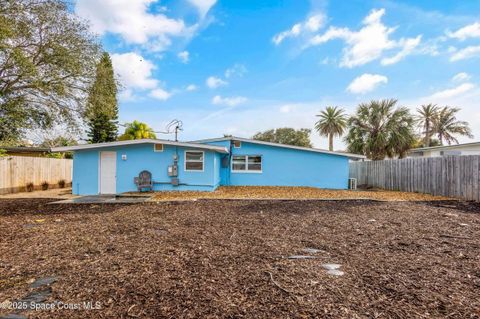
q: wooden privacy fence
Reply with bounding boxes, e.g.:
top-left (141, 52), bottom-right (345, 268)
top-left (349, 156), bottom-right (480, 201)
top-left (0, 156), bottom-right (73, 194)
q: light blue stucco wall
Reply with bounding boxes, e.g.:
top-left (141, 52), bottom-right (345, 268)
top-left (202, 140), bottom-right (350, 189)
top-left (72, 140), bottom-right (351, 195)
top-left (72, 143), bottom-right (219, 195)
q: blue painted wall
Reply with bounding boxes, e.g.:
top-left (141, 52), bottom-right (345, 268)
top-left (72, 150), bottom-right (98, 195)
top-left (72, 140), bottom-right (351, 195)
top-left (202, 140), bottom-right (350, 189)
top-left (72, 143), bottom-right (219, 195)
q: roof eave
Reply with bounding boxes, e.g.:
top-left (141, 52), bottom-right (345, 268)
top-left (191, 136), bottom-right (366, 159)
top-left (51, 139), bottom-right (229, 154)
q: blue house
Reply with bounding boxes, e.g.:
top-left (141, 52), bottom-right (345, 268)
top-left (53, 137), bottom-right (364, 195)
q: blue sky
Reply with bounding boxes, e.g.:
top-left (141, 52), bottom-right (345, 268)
top-left (74, 0), bottom-right (480, 149)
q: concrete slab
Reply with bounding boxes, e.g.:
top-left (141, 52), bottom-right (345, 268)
top-left (49, 195), bottom-right (150, 204)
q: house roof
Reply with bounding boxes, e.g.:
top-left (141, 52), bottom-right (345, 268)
top-left (0, 146), bottom-right (50, 153)
top-left (51, 139), bottom-right (229, 153)
top-left (410, 141), bottom-right (480, 153)
top-left (190, 136), bottom-right (366, 159)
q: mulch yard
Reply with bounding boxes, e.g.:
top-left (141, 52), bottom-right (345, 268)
top-left (0, 198), bottom-right (479, 318)
top-left (152, 186), bottom-right (452, 201)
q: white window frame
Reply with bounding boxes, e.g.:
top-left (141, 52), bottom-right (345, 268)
top-left (184, 150), bottom-right (204, 172)
top-left (153, 144), bottom-right (164, 152)
top-left (231, 155), bottom-right (262, 173)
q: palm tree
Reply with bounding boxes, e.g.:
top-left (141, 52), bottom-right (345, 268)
top-left (433, 106), bottom-right (473, 145)
top-left (345, 99), bottom-right (416, 160)
top-left (118, 121), bottom-right (157, 140)
top-left (315, 106), bottom-right (347, 151)
top-left (416, 104), bottom-right (438, 147)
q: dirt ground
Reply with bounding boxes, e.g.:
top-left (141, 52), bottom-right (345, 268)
top-left (0, 188), bottom-right (76, 199)
top-left (0, 198), bottom-right (479, 318)
top-left (152, 186), bottom-right (451, 201)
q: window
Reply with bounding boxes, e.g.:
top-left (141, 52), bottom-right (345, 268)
top-left (232, 156), bottom-right (246, 171)
top-left (233, 140), bottom-right (241, 148)
top-left (232, 155), bottom-right (262, 172)
top-left (154, 144), bottom-right (163, 152)
top-left (185, 151), bottom-right (204, 171)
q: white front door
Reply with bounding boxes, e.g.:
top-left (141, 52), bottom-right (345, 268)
top-left (100, 151), bottom-right (116, 194)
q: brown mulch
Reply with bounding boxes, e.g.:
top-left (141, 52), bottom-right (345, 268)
top-left (152, 186), bottom-right (452, 201)
top-left (0, 198), bottom-right (479, 318)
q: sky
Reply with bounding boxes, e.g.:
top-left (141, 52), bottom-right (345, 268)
top-left (73, 0), bottom-right (480, 149)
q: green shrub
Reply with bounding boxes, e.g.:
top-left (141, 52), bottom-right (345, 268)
top-left (41, 181), bottom-right (49, 190)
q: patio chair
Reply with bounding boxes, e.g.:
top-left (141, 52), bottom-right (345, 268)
top-left (134, 170), bottom-right (153, 192)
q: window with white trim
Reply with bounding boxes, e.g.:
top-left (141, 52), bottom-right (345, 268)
top-left (232, 155), bottom-right (262, 172)
top-left (233, 140), bottom-right (241, 148)
top-left (185, 151), bottom-right (204, 171)
top-left (153, 144), bottom-right (163, 152)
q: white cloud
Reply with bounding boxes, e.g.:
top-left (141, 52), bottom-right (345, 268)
top-left (279, 104), bottom-right (299, 113)
top-left (150, 88), bottom-right (172, 101)
top-left (309, 8), bottom-right (422, 67)
top-left (188, 0), bottom-right (217, 18)
top-left (452, 72), bottom-right (471, 82)
top-left (273, 13), bottom-right (325, 45)
top-left (347, 73), bottom-right (388, 94)
top-left (225, 64), bottom-right (247, 78)
top-left (178, 51), bottom-right (190, 63)
top-left (206, 76), bottom-right (227, 89)
top-left (450, 45), bottom-right (480, 61)
top-left (111, 52), bottom-right (158, 89)
top-left (186, 84), bottom-right (198, 91)
top-left (447, 22), bottom-right (480, 41)
top-left (429, 83), bottom-right (475, 100)
top-left (75, 0), bottom-right (188, 51)
top-left (212, 95), bottom-right (247, 106)
top-left (111, 52), bottom-right (175, 101)
top-left (381, 36), bottom-right (422, 65)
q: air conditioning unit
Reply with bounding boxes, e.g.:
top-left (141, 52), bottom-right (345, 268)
top-left (348, 178), bottom-right (357, 190)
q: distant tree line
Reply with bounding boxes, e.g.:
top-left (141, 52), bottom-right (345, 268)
top-left (253, 100), bottom-right (472, 161)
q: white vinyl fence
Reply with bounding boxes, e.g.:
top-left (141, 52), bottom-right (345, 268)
top-left (0, 156), bottom-right (72, 194)
top-left (349, 156), bottom-right (480, 201)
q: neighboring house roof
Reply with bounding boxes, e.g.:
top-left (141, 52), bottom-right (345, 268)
top-left (191, 136), bottom-right (366, 159)
top-left (0, 146), bottom-right (51, 153)
top-left (410, 141), bottom-right (480, 153)
top-left (51, 139), bottom-right (229, 154)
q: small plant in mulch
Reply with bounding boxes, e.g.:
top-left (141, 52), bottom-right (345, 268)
top-left (26, 182), bottom-right (35, 192)
top-left (41, 181), bottom-right (49, 191)
top-left (58, 179), bottom-right (66, 188)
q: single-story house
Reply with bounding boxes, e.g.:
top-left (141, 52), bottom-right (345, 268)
top-left (52, 136), bottom-right (365, 195)
top-left (408, 142), bottom-right (480, 158)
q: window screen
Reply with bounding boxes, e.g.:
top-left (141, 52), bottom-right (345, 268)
top-left (185, 151), bottom-right (204, 171)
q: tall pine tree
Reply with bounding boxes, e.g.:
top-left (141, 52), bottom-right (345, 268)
top-left (86, 52), bottom-right (118, 143)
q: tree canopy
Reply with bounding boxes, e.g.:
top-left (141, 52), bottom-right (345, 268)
top-left (416, 104), bottom-right (472, 147)
top-left (345, 99), bottom-right (416, 160)
top-left (118, 121), bottom-right (157, 140)
top-left (432, 106), bottom-right (473, 145)
top-left (315, 106), bottom-right (347, 151)
top-left (252, 128), bottom-right (312, 147)
top-left (416, 104), bottom-right (439, 147)
top-left (0, 0), bottom-right (100, 143)
top-left (86, 52), bottom-right (118, 143)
